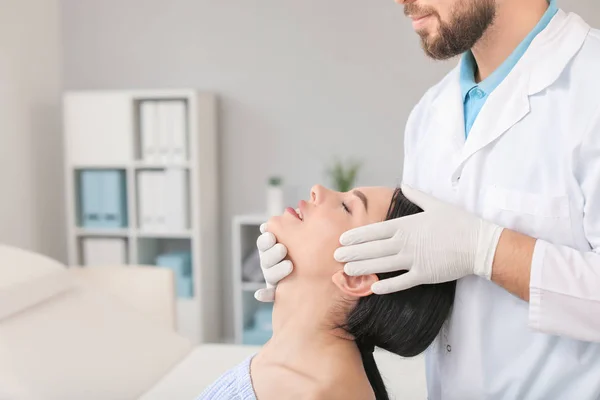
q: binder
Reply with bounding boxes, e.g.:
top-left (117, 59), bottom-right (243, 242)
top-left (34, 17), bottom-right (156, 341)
top-left (82, 238), bottom-right (128, 266)
top-left (137, 171), bottom-right (154, 230)
top-left (157, 102), bottom-right (171, 164)
top-left (153, 171), bottom-right (167, 231)
top-left (80, 170), bottom-right (102, 228)
top-left (102, 170), bottom-right (127, 228)
top-left (165, 168), bottom-right (188, 230)
top-left (140, 101), bottom-right (158, 163)
top-left (138, 170), bottom-right (166, 231)
top-left (170, 101), bottom-right (187, 163)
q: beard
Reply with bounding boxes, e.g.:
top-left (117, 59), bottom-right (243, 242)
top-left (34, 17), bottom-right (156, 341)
top-left (405, 0), bottom-right (497, 60)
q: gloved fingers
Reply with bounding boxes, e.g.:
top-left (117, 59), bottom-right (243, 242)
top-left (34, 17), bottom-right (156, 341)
top-left (254, 287), bottom-right (275, 302)
top-left (260, 243), bottom-right (288, 268)
top-left (334, 238), bottom-right (400, 263)
top-left (400, 183), bottom-right (441, 211)
top-left (263, 259), bottom-right (293, 285)
top-left (371, 271), bottom-right (422, 294)
top-left (339, 219), bottom-right (400, 246)
top-left (343, 253), bottom-right (412, 276)
top-left (256, 231), bottom-right (276, 252)
top-left (260, 223), bottom-right (268, 234)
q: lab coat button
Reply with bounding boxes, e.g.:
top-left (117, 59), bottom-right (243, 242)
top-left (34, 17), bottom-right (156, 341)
top-left (447, 345), bottom-right (452, 353)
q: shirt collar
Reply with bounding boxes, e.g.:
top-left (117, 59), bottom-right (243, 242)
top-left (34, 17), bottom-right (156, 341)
top-left (460, 0), bottom-right (558, 101)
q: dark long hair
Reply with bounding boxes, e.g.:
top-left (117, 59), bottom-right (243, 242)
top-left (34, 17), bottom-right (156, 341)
top-left (344, 188), bottom-right (456, 400)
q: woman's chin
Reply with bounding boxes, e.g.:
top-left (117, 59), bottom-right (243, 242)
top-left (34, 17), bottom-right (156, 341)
top-left (267, 213), bottom-right (300, 243)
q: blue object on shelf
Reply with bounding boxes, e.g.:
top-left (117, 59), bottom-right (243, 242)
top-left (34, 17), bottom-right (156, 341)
top-left (80, 170), bottom-right (102, 228)
top-left (243, 328), bottom-right (272, 346)
top-left (177, 275), bottom-right (194, 298)
top-left (254, 306), bottom-right (273, 331)
top-left (101, 170), bottom-right (128, 228)
top-left (79, 169), bottom-right (127, 228)
top-left (243, 305), bottom-right (273, 345)
top-left (155, 251), bottom-right (192, 277)
top-left (156, 251), bottom-right (193, 298)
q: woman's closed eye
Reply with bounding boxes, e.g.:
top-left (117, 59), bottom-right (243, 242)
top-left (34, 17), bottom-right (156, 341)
top-left (342, 202), bottom-right (351, 215)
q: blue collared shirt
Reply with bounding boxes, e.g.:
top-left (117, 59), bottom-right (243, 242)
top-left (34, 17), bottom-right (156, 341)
top-left (460, 0), bottom-right (558, 137)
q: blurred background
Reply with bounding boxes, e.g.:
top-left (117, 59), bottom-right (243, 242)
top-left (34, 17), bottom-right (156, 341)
top-left (1, 1), bottom-right (599, 396)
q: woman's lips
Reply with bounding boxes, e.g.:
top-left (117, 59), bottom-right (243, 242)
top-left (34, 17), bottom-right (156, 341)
top-left (286, 207), bottom-right (302, 220)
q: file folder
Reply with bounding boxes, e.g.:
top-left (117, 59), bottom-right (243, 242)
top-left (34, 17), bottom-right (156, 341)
top-left (102, 170), bottom-right (127, 228)
top-left (80, 170), bottom-right (102, 228)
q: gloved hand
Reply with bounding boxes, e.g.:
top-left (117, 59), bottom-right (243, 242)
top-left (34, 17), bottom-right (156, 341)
top-left (254, 223), bottom-right (294, 302)
top-left (334, 184), bottom-right (504, 294)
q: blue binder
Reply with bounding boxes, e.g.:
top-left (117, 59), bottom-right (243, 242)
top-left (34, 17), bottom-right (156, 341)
top-left (80, 169), bottom-right (127, 228)
top-left (80, 170), bottom-right (103, 228)
top-left (101, 170), bottom-right (127, 228)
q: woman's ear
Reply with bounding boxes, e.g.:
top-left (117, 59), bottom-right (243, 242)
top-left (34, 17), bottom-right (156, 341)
top-left (332, 270), bottom-right (379, 298)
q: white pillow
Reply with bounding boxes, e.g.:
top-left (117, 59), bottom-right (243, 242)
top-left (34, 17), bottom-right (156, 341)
top-left (0, 245), bottom-right (72, 321)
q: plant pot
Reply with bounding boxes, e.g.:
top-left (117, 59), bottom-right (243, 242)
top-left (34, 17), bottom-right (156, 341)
top-left (267, 186), bottom-right (284, 217)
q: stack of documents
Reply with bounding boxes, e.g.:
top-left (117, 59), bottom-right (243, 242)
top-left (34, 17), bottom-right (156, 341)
top-left (139, 100), bottom-right (188, 164)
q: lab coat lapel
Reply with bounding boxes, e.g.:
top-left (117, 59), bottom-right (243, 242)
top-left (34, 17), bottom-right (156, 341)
top-left (451, 9), bottom-right (589, 178)
top-left (458, 75), bottom-right (531, 169)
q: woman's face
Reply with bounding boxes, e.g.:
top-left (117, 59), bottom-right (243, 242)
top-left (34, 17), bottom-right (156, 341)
top-left (267, 185), bottom-right (394, 279)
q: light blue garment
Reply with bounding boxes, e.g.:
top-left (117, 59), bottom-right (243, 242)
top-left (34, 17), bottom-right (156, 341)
top-left (197, 356), bottom-right (256, 400)
top-left (460, 0), bottom-right (558, 136)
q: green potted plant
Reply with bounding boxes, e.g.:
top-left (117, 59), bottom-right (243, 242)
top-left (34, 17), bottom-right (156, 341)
top-left (267, 176), bottom-right (284, 216)
top-left (327, 158), bottom-right (362, 192)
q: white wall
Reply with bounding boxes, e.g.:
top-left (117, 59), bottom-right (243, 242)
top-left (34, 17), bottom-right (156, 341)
top-left (0, 0), bottom-right (65, 262)
top-left (59, 0), bottom-right (600, 341)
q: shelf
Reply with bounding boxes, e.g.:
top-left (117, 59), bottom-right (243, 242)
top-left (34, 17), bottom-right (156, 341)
top-left (242, 282), bottom-right (266, 292)
top-left (65, 90), bottom-right (219, 345)
top-left (134, 161), bottom-right (190, 169)
top-left (136, 230), bottom-right (192, 239)
top-left (75, 228), bottom-right (130, 237)
top-left (71, 164), bottom-right (129, 170)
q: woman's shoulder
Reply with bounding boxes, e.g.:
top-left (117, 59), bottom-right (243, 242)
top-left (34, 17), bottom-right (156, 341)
top-left (196, 356), bottom-right (256, 400)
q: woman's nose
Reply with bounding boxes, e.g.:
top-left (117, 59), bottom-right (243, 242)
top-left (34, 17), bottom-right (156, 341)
top-left (310, 184), bottom-right (326, 204)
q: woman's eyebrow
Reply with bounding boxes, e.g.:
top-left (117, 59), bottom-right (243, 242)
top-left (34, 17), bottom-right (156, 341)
top-left (352, 190), bottom-right (368, 211)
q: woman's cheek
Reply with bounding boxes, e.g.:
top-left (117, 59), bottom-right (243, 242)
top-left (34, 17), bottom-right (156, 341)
top-left (303, 217), bottom-right (348, 251)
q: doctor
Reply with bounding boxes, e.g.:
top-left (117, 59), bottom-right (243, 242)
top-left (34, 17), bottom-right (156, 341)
top-left (256, 0), bottom-right (600, 398)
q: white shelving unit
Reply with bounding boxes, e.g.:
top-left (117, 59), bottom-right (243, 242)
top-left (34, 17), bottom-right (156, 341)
top-left (63, 89), bottom-right (220, 345)
top-left (232, 214), bottom-right (274, 345)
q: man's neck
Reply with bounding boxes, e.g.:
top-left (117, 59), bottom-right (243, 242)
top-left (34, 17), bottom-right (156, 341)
top-left (472, 0), bottom-right (550, 82)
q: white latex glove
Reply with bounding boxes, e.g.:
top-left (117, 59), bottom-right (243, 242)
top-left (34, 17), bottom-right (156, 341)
top-left (253, 223), bottom-right (293, 302)
top-left (334, 184), bottom-right (504, 294)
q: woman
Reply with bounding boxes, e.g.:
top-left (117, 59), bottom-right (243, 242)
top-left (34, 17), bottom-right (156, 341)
top-left (199, 186), bottom-right (456, 400)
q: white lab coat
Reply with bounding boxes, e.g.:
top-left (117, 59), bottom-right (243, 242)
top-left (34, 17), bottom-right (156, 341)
top-left (402, 9), bottom-right (600, 400)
